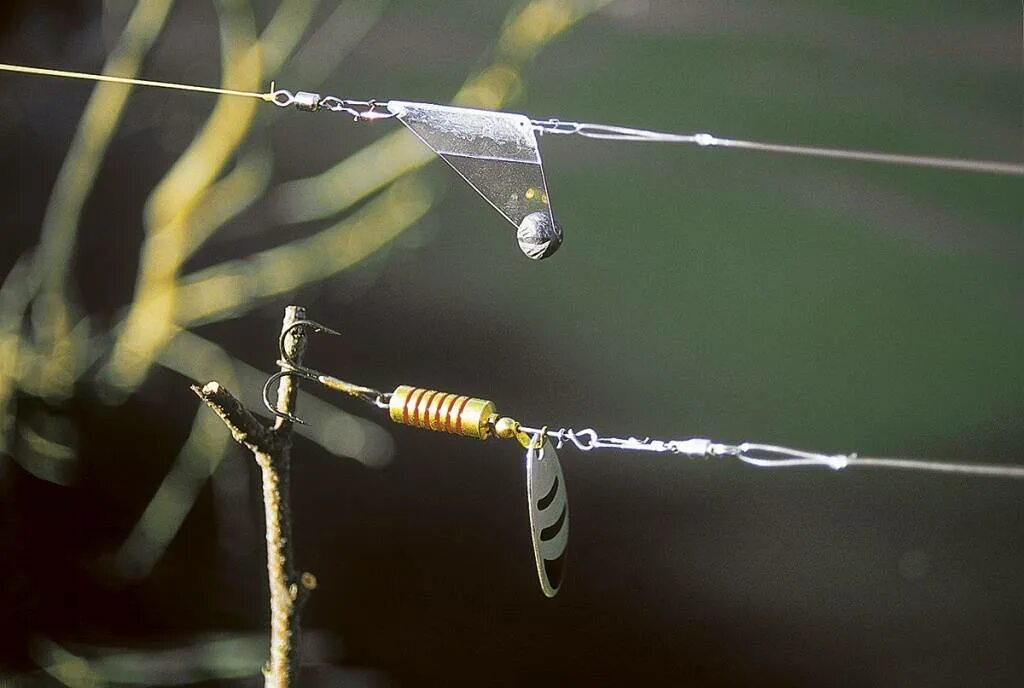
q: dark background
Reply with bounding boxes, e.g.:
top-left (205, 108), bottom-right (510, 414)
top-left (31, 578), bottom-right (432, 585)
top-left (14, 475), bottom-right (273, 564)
top-left (1, 1), bottom-right (1021, 686)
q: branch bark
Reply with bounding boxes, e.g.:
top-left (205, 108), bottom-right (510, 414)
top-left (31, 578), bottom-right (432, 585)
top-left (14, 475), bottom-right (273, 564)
top-left (192, 305), bottom-right (316, 688)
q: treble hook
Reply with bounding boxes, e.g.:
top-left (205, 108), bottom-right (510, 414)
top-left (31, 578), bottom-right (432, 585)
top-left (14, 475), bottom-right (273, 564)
top-left (263, 319), bottom-right (391, 424)
top-left (262, 319), bottom-right (341, 424)
top-left (278, 319), bottom-right (341, 368)
top-left (263, 368), bottom-right (317, 424)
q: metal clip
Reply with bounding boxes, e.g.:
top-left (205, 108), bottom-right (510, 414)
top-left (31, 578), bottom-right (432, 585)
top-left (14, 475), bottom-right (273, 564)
top-left (319, 96), bottom-right (396, 120)
top-left (267, 89), bottom-right (395, 120)
top-left (530, 118), bottom-right (582, 136)
top-left (292, 91), bottom-right (322, 112)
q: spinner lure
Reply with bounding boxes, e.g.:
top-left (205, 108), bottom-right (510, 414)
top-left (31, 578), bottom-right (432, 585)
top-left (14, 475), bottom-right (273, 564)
top-left (2, 63), bottom-right (1022, 262)
top-left (263, 321), bottom-right (1024, 598)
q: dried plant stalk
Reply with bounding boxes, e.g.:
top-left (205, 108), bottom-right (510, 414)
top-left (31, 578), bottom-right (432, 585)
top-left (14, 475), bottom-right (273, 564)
top-left (193, 305), bottom-right (316, 687)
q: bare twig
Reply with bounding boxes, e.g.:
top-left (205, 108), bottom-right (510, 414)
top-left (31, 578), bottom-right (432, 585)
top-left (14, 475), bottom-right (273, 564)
top-left (192, 381), bottom-right (271, 453)
top-left (192, 305), bottom-right (317, 688)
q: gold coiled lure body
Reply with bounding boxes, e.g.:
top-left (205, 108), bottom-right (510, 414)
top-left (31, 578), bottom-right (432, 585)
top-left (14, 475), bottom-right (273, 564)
top-left (388, 385), bottom-right (498, 440)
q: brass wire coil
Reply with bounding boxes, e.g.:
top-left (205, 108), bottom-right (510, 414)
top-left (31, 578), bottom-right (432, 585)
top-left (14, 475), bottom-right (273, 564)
top-left (389, 385), bottom-right (497, 440)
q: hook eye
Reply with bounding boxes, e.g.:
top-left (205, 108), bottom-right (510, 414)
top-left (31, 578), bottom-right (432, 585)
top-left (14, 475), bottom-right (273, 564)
top-left (263, 368), bottom-right (319, 424)
top-left (278, 319), bottom-right (341, 367)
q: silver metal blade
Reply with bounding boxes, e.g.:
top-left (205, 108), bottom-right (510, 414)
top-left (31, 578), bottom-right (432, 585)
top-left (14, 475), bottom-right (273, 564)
top-left (526, 437), bottom-right (569, 597)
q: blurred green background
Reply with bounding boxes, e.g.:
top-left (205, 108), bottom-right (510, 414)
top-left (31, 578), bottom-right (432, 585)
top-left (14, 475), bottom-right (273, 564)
top-left (0, 1), bottom-right (1021, 686)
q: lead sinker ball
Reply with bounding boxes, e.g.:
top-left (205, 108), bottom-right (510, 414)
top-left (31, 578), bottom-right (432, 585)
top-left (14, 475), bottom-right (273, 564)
top-left (517, 211), bottom-right (563, 260)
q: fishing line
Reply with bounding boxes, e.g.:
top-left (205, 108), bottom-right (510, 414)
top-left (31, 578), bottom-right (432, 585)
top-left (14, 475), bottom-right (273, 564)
top-left (5, 62), bottom-right (1021, 259)
top-left (0, 63), bottom-right (272, 101)
top-left (534, 121), bottom-right (1023, 176)
top-left (5, 59), bottom-right (1018, 598)
top-left (258, 320), bottom-right (1022, 596)
top-left (4, 63), bottom-right (1019, 179)
top-left (263, 321), bottom-right (1024, 482)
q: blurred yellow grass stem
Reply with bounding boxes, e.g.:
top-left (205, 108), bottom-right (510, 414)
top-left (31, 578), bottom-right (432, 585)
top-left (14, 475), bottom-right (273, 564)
top-left (116, 324), bottom-right (395, 578)
top-left (114, 0), bottom-right (395, 581)
top-left (115, 325), bottom-right (238, 579)
top-left (0, 259), bottom-right (34, 451)
top-left (181, 143), bottom-right (275, 259)
top-left (183, 0), bottom-right (613, 324)
top-left (106, 0), bottom-right (609, 392)
top-left (27, 0), bottom-right (176, 400)
top-left (178, 0), bottom-right (379, 261)
top-left (104, 0), bottom-right (320, 393)
top-left (257, 0), bottom-right (323, 76)
top-left (178, 174), bottom-right (434, 325)
top-left (273, 0), bottom-right (610, 225)
top-left (103, 0), bottom-right (262, 393)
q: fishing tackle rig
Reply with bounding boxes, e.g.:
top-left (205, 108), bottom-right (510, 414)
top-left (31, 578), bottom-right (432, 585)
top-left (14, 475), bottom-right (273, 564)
top-left (3, 63), bottom-right (1022, 261)
top-left (262, 321), bottom-right (1024, 598)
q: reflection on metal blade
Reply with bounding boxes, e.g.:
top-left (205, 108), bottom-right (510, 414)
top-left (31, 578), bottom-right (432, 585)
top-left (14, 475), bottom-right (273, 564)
top-left (526, 437), bottom-right (569, 597)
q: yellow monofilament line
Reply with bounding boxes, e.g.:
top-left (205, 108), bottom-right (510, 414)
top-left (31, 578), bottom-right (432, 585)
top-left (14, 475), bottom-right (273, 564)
top-left (0, 63), bottom-right (272, 101)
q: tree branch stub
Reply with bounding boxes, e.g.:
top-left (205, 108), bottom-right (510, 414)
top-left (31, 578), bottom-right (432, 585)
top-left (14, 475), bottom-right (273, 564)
top-left (194, 304), bottom-right (315, 688)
